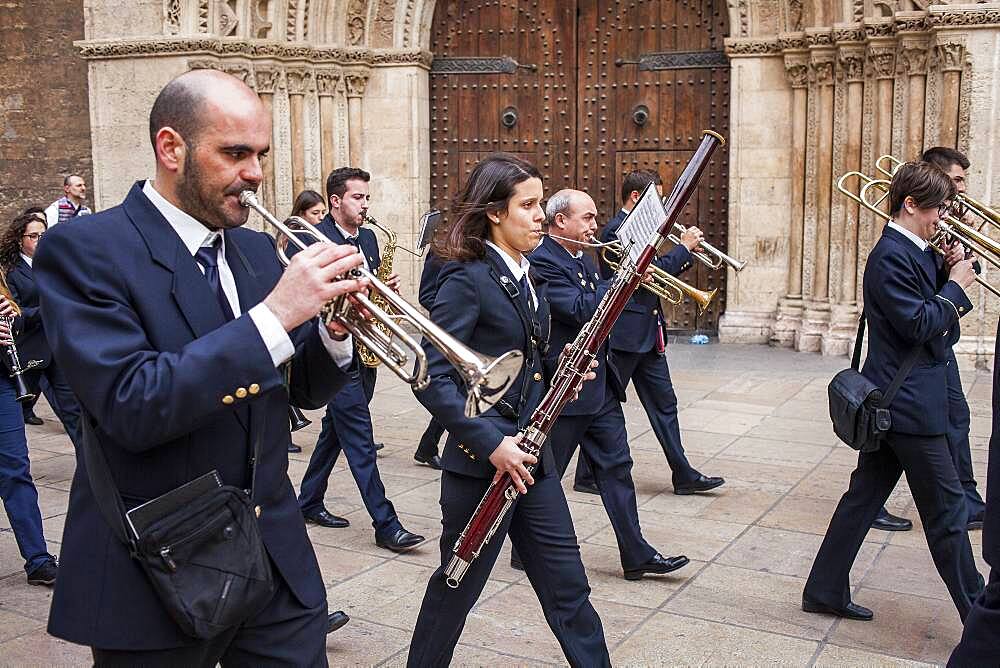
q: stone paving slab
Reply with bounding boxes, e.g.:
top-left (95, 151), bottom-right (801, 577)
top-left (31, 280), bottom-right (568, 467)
top-left (0, 343), bottom-right (991, 666)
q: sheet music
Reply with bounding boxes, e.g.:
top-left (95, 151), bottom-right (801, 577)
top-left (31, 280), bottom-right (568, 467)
top-left (417, 210), bottom-right (442, 250)
top-left (616, 182), bottom-right (667, 266)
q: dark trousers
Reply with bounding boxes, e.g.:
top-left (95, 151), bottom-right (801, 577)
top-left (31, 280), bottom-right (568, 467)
top-left (949, 568), bottom-right (1000, 667)
top-left (805, 432), bottom-right (983, 620)
top-left (0, 377), bottom-right (53, 574)
top-left (407, 470), bottom-right (609, 668)
top-left (416, 417), bottom-right (445, 459)
top-left (297, 371), bottom-right (401, 538)
top-left (945, 356), bottom-right (986, 521)
top-left (25, 361), bottom-right (82, 449)
top-left (92, 569), bottom-right (328, 667)
top-left (576, 348), bottom-right (697, 487)
top-left (550, 396), bottom-right (655, 570)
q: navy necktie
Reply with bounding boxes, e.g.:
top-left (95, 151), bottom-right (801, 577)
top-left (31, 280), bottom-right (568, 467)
top-left (519, 274), bottom-right (534, 312)
top-left (196, 236), bottom-right (235, 321)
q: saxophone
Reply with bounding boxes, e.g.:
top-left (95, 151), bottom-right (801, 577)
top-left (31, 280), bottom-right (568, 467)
top-left (356, 211), bottom-right (396, 368)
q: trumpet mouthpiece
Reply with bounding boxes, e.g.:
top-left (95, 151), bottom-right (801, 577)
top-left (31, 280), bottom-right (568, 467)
top-left (239, 191), bottom-right (258, 207)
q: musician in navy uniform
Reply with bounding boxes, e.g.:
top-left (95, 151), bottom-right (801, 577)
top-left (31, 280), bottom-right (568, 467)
top-left (411, 251), bottom-right (445, 469)
top-left (803, 161), bottom-right (983, 622)
top-left (294, 167), bottom-right (425, 553)
top-left (529, 188), bottom-right (690, 581)
top-left (407, 154), bottom-right (609, 667)
top-left (575, 169), bottom-right (725, 495)
top-left (37, 70), bottom-right (363, 664)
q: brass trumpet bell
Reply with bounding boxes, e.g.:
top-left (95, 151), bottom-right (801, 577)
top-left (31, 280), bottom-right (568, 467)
top-left (600, 241), bottom-right (717, 314)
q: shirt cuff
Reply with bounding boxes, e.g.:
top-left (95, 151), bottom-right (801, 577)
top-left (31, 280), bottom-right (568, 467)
top-left (248, 303), bottom-right (295, 367)
top-left (317, 321), bottom-right (355, 370)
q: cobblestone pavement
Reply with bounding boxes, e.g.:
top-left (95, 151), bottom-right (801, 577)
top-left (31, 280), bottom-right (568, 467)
top-left (0, 344), bottom-right (991, 666)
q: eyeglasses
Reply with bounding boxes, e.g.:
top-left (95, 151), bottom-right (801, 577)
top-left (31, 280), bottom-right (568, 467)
top-left (22, 233), bottom-right (44, 241)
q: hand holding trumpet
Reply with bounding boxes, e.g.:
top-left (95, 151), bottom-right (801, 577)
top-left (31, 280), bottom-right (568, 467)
top-left (677, 225), bottom-right (705, 252)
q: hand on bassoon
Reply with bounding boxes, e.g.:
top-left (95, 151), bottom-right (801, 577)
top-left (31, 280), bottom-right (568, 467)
top-left (490, 436), bottom-right (537, 494)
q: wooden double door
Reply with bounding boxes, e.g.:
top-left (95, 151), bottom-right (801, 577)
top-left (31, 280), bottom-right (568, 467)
top-left (429, 0), bottom-right (731, 332)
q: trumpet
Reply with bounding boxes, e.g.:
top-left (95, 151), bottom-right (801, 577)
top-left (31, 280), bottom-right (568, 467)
top-left (240, 191), bottom-right (524, 417)
top-left (836, 171), bottom-right (1000, 298)
top-left (601, 240), bottom-right (717, 313)
top-left (660, 212), bottom-right (748, 272)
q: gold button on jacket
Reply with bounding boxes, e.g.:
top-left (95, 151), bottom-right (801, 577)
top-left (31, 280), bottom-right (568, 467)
top-left (222, 395), bottom-right (235, 405)
top-left (248, 383), bottom-right (260, 395)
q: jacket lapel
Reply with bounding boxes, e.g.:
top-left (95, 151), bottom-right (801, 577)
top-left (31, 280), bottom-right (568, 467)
top-left (224, 231), bottom-right (264, 315)
top-left (484, 247), bottom-right (533, 345)
top-left (883, 226), bottom-right (936, 288)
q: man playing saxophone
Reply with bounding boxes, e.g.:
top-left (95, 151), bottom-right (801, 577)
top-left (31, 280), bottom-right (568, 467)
top-left (294, 167), bottom-right (426, 553)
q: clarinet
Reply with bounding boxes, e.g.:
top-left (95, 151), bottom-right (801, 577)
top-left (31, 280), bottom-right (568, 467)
top-left (444, 130), bottom-right (725, 588)
top-left (1, 315), bottom-right (37, 404)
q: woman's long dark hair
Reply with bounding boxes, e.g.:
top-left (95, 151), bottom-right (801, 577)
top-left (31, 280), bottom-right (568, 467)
top-left (291, 189), bottom-right (324, 218)
top-left (433, 153), bottom-right (542, 262)
top-left (0, 212), bottom-right (45, 275)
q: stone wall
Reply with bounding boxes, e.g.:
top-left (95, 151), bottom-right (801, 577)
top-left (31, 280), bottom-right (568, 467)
top-left (0, 0), bottom-right (92, 223)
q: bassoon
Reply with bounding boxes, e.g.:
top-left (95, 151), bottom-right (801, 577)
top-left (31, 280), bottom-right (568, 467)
top-left (444, 130), bottom-right (726, 588)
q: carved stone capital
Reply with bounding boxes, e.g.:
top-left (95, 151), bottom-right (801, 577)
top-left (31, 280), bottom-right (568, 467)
top-left (832, 23), bottom-right (865, 44)
top-left (837, 46), bottom-right (866, 83)
top-left (929, 7), bottom-right (1000, 28)
top-left (809, 51), bottom-right (836, 86)
top-left (784, 53), bottom-right (809, 88)
top-left (805, 28), bottom-right (834, 48)
top-left (866, 44), bottom-right (896, 79)
top-left (254, 66), bottom-right (284, 95)
top-left (723, 37), bottom-right (782, 57)
top-left (343, 70), bottom-right (370, 98)
top-left (186, 59), bottom-right (255, 88)
top-left (285, 69), bottom-right (315, 95)
top-left (863, 17), bottom-right (895, 39)
top-left (897, 41), bottom-right (929, 76)
top-left (895, 11), bottom-right (929, 34)
top-left (777, 32), bottom-right (807, 52)
top-left (935, 40), bottom-right (966, 73)
top-left (314, 69), bottom-right (343, 96)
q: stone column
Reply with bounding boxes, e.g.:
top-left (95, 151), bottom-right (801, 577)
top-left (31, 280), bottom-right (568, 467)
top-left (770, 52), bottom-right (809, 347)
top-left (254, 66), bottom-right (282, 214)
top-left (935, 37), bottom-right (965, 147)
top-left (898, 35), bottom-right (930, 161)
top-left (823, 43), bottom-right (866, 355)
top-left (285, 69), bottom-right (314, 199)
top-left (796, 43), bottom-right (835, 352)
top-left (344, 70), bottom-right (370, 166)
top-left (315, 69), bottom-right (343, 183)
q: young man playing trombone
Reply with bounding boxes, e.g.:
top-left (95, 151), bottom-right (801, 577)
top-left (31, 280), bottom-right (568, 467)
top-left (803, 161), bottom-right (983, 622)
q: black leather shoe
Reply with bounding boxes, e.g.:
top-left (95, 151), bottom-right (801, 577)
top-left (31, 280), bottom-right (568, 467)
top-left (673, 475), bottom-right (725, 495)
top-left (573, 480), bottom-right (601, 495)
top-left (967, 512), bottom-right (985, 531)
top-left (327, 611), bottom-right (349, 634)
top-left (23, 414), bottom-right (43, 426)
top-left (287, 443), bottom-right (302, 453)
top-left (376, 529), bottom-right (425, 553)
top-left (414, 451), bottom-right (442, 470)
top-left (304, 509), bottom-right (350, 528)
top-left (26, 560), bottom-right (57, 587)
top-left (623, 553), bottom-right (689, 581)
top-left (802, 596), bottom-right (873, 621)
top-left (374, 441), bottom-right (385, 451)
top-left (871, 508), bottom-right (912, 532)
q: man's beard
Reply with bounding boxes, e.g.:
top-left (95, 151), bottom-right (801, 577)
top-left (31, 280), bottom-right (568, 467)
top-left (176, 150), bottom-right (254, 230)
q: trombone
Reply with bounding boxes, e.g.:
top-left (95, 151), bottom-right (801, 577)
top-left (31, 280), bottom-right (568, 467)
top-left (240, 191), bottom-right (525, 418)
top-left (836, 171), bottom-right (1000, 298)
top-left (601, 240), bottom-right (718, 313)
top-left (876, 153), bottom-right (1000, 235)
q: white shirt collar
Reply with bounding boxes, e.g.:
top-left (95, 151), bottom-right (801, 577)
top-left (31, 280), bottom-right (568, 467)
top-left (335, 222), bottom-right (360, 242)
top-left (484, 240), bottom-right (531, 280)
top-left (553, 238), bottom-right (583, 260)
top-left (20, 253), bottom-right (32, 268)
top-left (142, 180), bottom-right (220, 255)
top-left (887, 221), bottom-right (928, 252)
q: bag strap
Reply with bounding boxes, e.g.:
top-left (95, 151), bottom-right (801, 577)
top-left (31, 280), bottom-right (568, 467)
top-left (851, 311), bottom-right (921, 408)
top-left (79, 411), bottom-right (134, 550)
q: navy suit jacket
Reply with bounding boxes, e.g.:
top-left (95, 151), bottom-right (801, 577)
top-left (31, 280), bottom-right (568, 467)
top-left (600, 208), bottom-right (693, 353)
top-left (861, 225), bottom-right (972, 436)
top-left (418, 252), bottom-right (444, 311)
top-left (7, 257), bottom-right (51, 368)
top-left (38, 183), bottom-right (348, 649)
top-left (529, 236), bottom-right (625, 415)
top-left (414, 247), bottom-right (551, 478)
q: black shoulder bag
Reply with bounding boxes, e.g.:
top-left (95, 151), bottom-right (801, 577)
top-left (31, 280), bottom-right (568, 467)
top-left (828, 314), bottom-right (920, 452)
top-left (80, 409), bottom-right (275, 640)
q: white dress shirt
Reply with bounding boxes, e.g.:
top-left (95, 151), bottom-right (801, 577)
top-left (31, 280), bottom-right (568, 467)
top-left (335, 222), bottom-right (370, 271)
top-left (485, 240), bottom-right (536, 309)
top-left (887, 221), bottom-right (929, 251)
top-left (142, 180), bottom-right (353, 369)
top-left (20, 253), bottom-right (32, 268)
